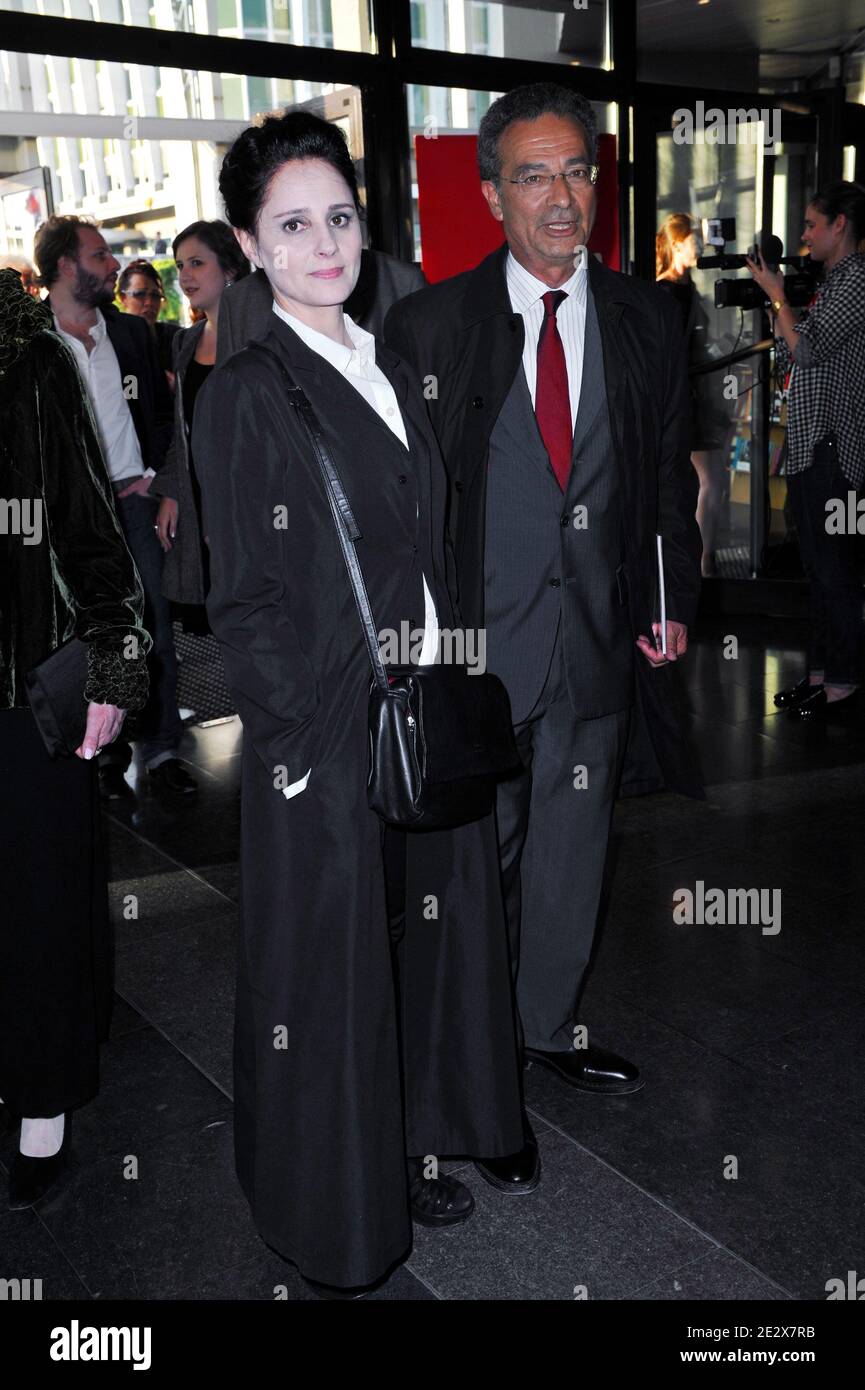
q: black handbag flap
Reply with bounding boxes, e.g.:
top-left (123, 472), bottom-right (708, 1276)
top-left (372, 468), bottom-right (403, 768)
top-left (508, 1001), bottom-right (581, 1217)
top-left (394, 667), bottom-right (520, 785)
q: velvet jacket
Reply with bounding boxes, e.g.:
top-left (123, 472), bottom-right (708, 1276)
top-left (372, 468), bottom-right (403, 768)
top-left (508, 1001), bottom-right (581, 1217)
top-left (0, 269), bottom-right (150, 711)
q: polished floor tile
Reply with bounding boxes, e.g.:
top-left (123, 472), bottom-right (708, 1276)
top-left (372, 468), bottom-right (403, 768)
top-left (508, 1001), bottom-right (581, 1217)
top-left (20, 612), bottom-right (863, 1300)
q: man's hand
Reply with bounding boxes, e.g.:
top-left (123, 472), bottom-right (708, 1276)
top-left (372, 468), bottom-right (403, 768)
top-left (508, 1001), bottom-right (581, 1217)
top-left (636, 621), bottom-right (688, 667)
top-left (75, 702), bottom-right (126, 760)
top-left (117, 475), bottom-right (153, 499)
top-left (155, 497), bottom-right (179, 551)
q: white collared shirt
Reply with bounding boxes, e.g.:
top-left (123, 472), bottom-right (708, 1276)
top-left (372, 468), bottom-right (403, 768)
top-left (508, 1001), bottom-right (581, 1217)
top-left (505, 246), bottom-right (588, 430)
top-left (272, 301), bottom-right (439, 800)
top-left (51, 308), bottom-right (151, 484)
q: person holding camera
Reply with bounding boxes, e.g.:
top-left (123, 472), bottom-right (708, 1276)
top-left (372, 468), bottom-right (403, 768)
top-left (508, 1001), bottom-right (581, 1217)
top-left (747, 181), bottom-right (865, 721)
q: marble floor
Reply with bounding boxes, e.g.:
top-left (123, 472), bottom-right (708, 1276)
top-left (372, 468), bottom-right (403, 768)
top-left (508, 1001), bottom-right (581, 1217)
top-left (2, 613), bottom-right (863, 1300)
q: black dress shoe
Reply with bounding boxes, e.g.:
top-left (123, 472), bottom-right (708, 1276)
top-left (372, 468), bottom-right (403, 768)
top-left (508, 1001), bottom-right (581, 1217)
top-left (147, 759), bottom-right (198, 795)
top-left (8, 1115), bottom-right (72, 1211)
top-left (774, 676), bottom-right (820, 709)
top-left (787, 687), bottom-right (859, 722)
top-left (98, 764), bottom-right (134, 800)
top-left (525, 1043), bottom-right (644, 1095)
top-left (474, 1120), bottom-right (541, 1194)
top-left (408, 1162), bottom-right (475, 1227)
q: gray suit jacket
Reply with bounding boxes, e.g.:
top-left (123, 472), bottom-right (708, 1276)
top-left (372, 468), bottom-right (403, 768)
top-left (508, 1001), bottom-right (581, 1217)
top-left (217, 250), bottom-right (426, 365)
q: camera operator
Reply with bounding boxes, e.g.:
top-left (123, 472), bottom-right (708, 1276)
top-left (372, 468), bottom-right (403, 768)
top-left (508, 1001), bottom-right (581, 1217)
top-left (747, 181), bottom-right (865, 721)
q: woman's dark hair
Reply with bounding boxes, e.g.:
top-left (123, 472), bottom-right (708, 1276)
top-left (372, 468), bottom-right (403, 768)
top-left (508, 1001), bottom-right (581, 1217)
top-left (810, 181), bottom-right (865, 243)
top-left (219, 109), bottom-right (363, 234)
top-left (117, 259), bottom-right (164, 296)
top-left (477, 82), bottom-right (598, 185)
top-left (171, 219), bottom-right (251, 282)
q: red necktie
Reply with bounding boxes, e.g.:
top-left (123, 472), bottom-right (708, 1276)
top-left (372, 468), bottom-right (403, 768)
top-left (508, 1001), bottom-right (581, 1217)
top-left (535, 289), bottom-right (572, 491)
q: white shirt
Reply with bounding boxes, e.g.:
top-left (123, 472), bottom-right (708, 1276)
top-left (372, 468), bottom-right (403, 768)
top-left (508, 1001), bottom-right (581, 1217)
top-left (505, 246), bottom-right (588, 430)
top-left (51, 308), bottom-right (153, 483)
top-left (271, 301), bottom-right (439, 800)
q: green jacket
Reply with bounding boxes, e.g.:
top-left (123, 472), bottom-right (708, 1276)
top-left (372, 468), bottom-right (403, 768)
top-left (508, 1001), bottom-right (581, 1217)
top-left (0, 268), bottom-right (150, 711)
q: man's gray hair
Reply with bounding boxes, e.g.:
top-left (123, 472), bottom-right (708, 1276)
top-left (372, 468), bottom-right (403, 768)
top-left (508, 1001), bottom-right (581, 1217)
top-left (477, 82), bottom-right (599, 185)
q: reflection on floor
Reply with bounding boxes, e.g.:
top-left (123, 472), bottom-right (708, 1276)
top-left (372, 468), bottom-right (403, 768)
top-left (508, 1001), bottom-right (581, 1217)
top-left (2, 614), bottom-right (863, 1300)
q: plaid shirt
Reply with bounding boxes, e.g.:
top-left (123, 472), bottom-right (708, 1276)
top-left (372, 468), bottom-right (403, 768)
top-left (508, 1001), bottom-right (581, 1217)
top-left (774, 251), bottom-right (865, 488)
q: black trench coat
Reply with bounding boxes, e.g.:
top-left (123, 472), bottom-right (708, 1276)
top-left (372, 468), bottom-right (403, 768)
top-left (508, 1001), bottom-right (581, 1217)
top-left (193, 313), bottom-right (523, 1287)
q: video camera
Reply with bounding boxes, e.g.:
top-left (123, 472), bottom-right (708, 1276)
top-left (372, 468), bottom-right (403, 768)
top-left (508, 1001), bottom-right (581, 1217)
top-left (696, 217), bottom-right (818, 310)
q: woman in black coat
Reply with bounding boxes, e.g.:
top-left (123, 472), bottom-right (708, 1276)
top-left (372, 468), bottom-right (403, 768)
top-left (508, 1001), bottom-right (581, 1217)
top-left (193, 111), bottom-right (523, 1294)
top-left (0, 268), bottom-right (150, 1206)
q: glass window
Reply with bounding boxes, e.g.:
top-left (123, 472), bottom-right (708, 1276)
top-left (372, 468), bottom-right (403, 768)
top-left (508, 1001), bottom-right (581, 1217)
top-left (0, 47), bottom-right (361, 313)
top-left (655, 124), bottom-right (774, 578)
top-left (0, 0), bottom-right (372, 51)
top-left (409, 0), bottom-right (610, 70)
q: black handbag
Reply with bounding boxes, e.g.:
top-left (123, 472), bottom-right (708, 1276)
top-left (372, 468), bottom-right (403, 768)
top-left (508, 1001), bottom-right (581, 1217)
top-left (252, 343), bottom-right (521, 830)
top-left (24, 635), bottom-right (90, 758)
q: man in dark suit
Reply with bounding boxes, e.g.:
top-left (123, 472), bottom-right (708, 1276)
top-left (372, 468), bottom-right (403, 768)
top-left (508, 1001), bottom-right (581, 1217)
top-left (34, 215), bottom-right (195, 801)
top-left (385, 82), bottom-right (702, 1191)
top-left (217, 248), bottom-right (426, 363)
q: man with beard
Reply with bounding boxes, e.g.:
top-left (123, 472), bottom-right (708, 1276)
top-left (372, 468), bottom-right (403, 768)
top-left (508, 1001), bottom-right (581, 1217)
top-left (33, 216), bottom-right (195, 799)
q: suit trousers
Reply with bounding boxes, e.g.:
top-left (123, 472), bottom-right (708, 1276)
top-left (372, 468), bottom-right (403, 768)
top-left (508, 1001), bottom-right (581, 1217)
top-left (495, 626), bottom-right (631, 1052)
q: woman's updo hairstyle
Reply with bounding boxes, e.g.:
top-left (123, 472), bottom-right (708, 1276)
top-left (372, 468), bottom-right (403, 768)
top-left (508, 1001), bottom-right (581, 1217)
top-left (219, 109), bottom-right (364, 234)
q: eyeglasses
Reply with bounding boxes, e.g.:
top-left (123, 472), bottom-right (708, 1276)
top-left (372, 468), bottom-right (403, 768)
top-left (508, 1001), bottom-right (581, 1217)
top-left (127, 289), bottom-right (165, 302)
top-left (505, 166), bottom-right (599, 192)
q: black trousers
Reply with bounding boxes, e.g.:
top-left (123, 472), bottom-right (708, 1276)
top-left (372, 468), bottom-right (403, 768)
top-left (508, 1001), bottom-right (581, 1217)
top-left (787, 444), bottom-right (864, 686)
top-left (0, 708), bottom-right (112, 1115)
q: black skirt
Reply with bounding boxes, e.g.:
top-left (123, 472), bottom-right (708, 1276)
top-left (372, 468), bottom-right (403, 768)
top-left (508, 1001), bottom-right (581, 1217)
top-left (0, 707), bottom-right (112, 1115)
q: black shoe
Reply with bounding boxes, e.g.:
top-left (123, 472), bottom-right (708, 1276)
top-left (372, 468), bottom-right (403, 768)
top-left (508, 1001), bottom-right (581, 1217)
top-left (8, 1115), bottom-right (72, 1211)
top-left (474, 1119), bottom-right (541, 1194)
top-left (408, 1161), bottom-right (475, 1227)
top-left (147, 758), bottom-right (198, 795)
top-left (774, 676), bottom-right (820, 709)
top-left (525, 1043), bottom-right (644, 1095)
top-left (98, 764), bottom-right (133, 801)
top-left (787, 687), bottom-right (859, 722)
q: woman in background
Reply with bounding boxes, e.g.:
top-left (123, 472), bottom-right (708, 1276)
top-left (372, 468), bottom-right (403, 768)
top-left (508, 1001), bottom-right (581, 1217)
top-left (151, 221), bottom-right (249, 629)
top-left (117, 259), bottom-right (180, 389)
top-left (656, 213), bottom-right (727, 577)
top-left (748, 181), bottom-right (865, 720)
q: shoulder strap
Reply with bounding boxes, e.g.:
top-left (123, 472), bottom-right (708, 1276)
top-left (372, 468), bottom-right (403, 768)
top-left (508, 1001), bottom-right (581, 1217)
top-left (248, 341), bottom-right (389, 692)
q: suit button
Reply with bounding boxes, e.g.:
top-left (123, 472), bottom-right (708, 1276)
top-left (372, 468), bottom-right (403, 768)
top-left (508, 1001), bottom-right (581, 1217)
top-left (549, 577), bottom-right (561, 588)
top-left (454, 481), bottom-right (464, 493)
top-left (472, 396), bottom-right (484, 409)
top-left (398, 475), bottom-right (407, 484)
top-left (560, 514), bottom-right (569, 527)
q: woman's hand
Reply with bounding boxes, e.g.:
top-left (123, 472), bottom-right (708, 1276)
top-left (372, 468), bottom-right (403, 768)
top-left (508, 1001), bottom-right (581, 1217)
top-left (156, 497), bottom-right (179, 551)
top-left (75, 702), bottom-right (126, 760)
top-left (745, 250), bottom-right (785, 304)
